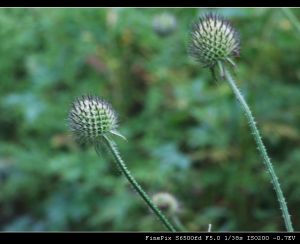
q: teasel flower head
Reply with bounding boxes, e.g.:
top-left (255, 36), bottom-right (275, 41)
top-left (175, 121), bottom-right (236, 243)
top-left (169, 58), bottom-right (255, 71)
top-left (152, 192), bottom-right (180, 215)
top-left (152, 12), bottom-right (177, 37)
top-left (188, 13), bottom-right (240, 78)
top-left (68, 95), bottom-right (125, 145)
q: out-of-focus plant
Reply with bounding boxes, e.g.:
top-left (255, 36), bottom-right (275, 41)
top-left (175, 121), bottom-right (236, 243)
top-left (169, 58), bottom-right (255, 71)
top-left (281, 8), bottom-right (300, 35)
top-left (152, 12), bottom-right (177, 37)
top-left (152, 192), bottom-right (186, 231)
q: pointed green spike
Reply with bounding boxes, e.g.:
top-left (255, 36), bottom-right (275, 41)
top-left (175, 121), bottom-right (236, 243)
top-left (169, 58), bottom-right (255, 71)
top-left (226, 57), bottom-right (236, 68)
top-left (226, 57), bottom-right (238, 76)
top-left (110, 130), bottom-right (127, 141)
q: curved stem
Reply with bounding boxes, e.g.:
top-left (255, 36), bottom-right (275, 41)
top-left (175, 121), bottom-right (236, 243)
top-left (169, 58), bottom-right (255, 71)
top-left (224, 67), bottom-right (294, 232)
top-left (101, 135), bottom-right (176, 232)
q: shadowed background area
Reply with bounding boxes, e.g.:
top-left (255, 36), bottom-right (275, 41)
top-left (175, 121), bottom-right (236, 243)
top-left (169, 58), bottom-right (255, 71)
top-left (0, 8), bottom-right (300, 231)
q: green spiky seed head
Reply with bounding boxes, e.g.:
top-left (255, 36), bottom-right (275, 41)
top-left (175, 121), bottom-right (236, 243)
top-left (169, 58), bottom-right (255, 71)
top-left (188, 13), bottom-right (240, 68)
top-left (68, 95), bottom-right (119, 144)
top-left (152, 192), bottom-right (179, 215)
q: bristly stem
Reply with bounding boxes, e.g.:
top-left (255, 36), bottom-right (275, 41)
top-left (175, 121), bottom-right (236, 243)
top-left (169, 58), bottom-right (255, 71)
top-left (223, 67), bottom-right (294, 232)
top-left (101, 135), bottom-right (176, 232)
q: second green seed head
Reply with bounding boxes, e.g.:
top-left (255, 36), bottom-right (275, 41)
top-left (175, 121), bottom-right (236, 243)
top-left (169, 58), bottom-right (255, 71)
top-left (188, 13), bottom-right (240, 68)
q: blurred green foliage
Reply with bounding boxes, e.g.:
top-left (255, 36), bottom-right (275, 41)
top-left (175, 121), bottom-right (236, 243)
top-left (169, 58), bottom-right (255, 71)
top-left (0, 8), bottom-right (300, 231)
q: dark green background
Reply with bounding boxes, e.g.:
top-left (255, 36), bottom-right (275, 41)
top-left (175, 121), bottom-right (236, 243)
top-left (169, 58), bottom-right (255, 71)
top-left (0, 8), bottom-right (299, 231)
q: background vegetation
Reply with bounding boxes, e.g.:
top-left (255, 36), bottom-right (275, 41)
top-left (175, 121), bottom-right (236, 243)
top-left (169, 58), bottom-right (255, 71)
top-left (0, 8), bottom-right (300, 231)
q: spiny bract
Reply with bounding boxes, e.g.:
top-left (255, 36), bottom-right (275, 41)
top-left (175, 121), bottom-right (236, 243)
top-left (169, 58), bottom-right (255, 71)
top-left (188, 13), bottom-right (240, 68)
top-left (68, 95), bottom-right (118, 144)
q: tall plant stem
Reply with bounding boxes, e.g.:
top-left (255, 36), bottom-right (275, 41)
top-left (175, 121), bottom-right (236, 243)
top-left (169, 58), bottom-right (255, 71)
top-left (102, 135), bottom-right (176, 232)
top-left (224, 67), bottom-right (294, 232)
